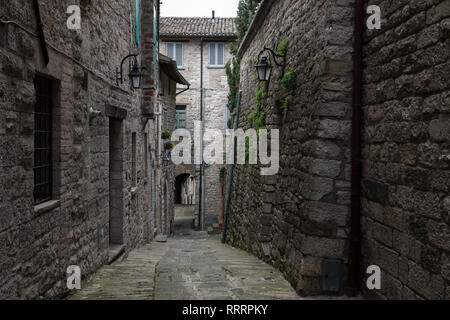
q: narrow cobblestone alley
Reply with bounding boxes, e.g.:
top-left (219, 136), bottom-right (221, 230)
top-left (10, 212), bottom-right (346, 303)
top-left (70, 206), bottom-right (299, 300)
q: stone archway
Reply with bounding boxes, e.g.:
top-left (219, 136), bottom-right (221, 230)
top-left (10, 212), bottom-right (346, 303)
top-left (175, 173), bottom-right (191, 204)
top-left (175, 164), bottom-right (196, 205)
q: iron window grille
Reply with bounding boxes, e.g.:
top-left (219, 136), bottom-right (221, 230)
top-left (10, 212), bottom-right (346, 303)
top-left (33, 75), bottom-right (53, 205)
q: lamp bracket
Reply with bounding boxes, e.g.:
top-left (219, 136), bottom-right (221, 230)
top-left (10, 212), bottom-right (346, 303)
top-left (116, 53), bottom-right (139, 85)
top-left (258, 47), bottom-right (286, 67)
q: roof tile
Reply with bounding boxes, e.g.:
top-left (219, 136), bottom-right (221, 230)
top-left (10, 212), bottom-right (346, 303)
top-left (160, 17), bottom-right (237, 38)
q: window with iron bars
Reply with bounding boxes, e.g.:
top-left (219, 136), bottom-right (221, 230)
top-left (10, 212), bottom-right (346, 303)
top-left (34, 75), bottom-right (53, 205)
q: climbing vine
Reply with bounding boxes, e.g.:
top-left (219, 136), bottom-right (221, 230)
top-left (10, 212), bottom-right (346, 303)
top-left (281, 67), bottom-right (297, 92)
top-left (277, 38), bottom-right (289, 56)
top-left (248, 82), bottom-right (268, 131)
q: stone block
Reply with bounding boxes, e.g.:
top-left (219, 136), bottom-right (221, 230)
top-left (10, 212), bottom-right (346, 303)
top-left (306, 140), bottom-right (342, 159)
top-left (300, 256), bottom-right (322, 277)
top-left (309, 158), bottom-right (342, 178)
top-left (426, 220), bottom-right (450, 252)
top-left (373, 222), bottom-right (393, 247)
top-left (429, 118), bottom-right (450, 142)
top-left (303, 176), bottom-right (334, 201)
top-left (300, 236), bottom-right (346, 258)
top-left (305, 201), bottom-right (349, 227)
top-left (378, 245), bottom-right (399, 278)
top-left (362, 179), bottom-right (389, 205)
top-left (408, 261), bottom-right (445, 299)
top-left (317, 119), bottom-right (351, 140)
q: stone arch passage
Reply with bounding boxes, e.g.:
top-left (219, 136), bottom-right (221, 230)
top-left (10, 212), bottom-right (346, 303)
top-left (175, 173), bottom-right (191, 204)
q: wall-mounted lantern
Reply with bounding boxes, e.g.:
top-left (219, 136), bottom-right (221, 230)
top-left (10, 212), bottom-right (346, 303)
top-left (255, 47), bottom-right (286, 82)
top-left (116, 54), bottom-right (145, 89)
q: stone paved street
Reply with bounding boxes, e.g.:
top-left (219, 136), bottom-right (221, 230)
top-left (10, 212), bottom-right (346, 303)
top-left (70, 208), bottom-right (299, 300)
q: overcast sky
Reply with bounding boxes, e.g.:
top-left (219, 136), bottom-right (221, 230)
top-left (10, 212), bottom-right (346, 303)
top-left (160, 0), bottom-right (239, 17)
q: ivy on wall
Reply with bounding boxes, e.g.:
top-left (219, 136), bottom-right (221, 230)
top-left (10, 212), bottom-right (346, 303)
top-left (225, 57), bottom-right (241, 116)
top-left (248, 82), bottom-right (268, 131)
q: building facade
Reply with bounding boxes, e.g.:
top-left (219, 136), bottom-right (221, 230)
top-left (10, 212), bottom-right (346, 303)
top-left (160, 17), bottom-right (237, 232)
top-left (157, 53), bottom-right (190, 235)
top-left (226, 0), bottom-right (449, 299)
top-left (0, 0), bottom-right (173, 299)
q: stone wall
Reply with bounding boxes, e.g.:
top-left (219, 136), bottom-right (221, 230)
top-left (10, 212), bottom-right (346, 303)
top-left (228, 0), bottom-right (449, 299)
top-left (228, 0), bottom-right (355, 295)
top-left (158, 70), bottom-right (176, 235)
top-left (360, 0), bottom-right (450, 300)
top-left (160, 39), bottom-right (233, 231)
top-left (0, 0), bottom-right (158, 299)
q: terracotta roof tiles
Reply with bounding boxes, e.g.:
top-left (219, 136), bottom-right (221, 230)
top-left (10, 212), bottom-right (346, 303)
top-left (160, 17), bottom-right (237, 39)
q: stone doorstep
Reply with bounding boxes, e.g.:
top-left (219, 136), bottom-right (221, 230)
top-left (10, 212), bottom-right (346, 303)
top-left (155, 235), bottom-right (168, 243)
top-left (108, 244), bottom-right (125, 264)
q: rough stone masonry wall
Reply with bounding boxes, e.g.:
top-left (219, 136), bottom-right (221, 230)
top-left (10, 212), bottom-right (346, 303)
top-left (228, 0), bottom-right (355, 295)
top-left (360, 0), bottom-right (450, 299)
top-left (158, 71), bottom-right (176, 235)
top-left (0, 0), bottom-right (155, 299)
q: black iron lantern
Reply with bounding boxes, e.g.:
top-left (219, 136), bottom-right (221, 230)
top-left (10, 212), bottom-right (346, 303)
top-left (254, 47), bottom-right (286, 83)
top-left (129, 62), bottom-right (144, 89)
top-left (117, 54), bottom-right (145, 89)
top-left (255, 56), bottom-right (273, 82)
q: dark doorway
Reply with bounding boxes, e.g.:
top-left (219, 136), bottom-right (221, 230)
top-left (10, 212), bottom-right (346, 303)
top-left (175, 173), bottom-right (190, 204)
top-left (109, 118), bottom-right (124, 245)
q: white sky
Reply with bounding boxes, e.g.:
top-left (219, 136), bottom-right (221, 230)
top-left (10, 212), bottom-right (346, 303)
top-left (160, 0), bottom-right (239, 17)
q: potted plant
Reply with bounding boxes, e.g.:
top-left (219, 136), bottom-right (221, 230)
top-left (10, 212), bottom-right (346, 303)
top-left (161, 131), bottom-right (171, 140)
top-left (164, 141), bottom-right (174, 150)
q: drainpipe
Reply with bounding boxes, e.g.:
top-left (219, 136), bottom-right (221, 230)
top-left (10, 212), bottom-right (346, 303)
top-left (222, 91), bottom-right (242, 244)
top-left (199, 37), bottom-right (205, 230)
top-left (348, 0), bottom-right (364, 295)
top-left (32, 0), bottom-right (49, 65)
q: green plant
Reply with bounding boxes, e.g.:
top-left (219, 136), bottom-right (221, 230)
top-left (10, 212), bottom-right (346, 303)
top-left (161, 131), bottom-right (171, 139)
top-left (227, 118), bottom-right (233, 130)
top-left (255, 89), bottom-right (264, 106)
top-left (280, 97), bottom-right (289, 116)
top-left (219, 165), bottom-right (227, 181)
top-left (277, 39), bottom-right (289, 56)
top-left (282, 67), bottom-right (297, 92)
top-left (164, 142), bottom-right (174, 150)
top-left (259, 80), bottom-right (269, 93)
top-left (245, 136), bottom-right (250, 163)
top-left (248, 108), bottom-right (266, 130)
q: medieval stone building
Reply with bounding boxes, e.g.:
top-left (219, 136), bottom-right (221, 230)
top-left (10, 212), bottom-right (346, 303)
top-left (226, 0), bottom-right (449, 299)
top-left (0, 0), bottom-right (176, 299)
top-left (160, 16), bottom-right (237, 232)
